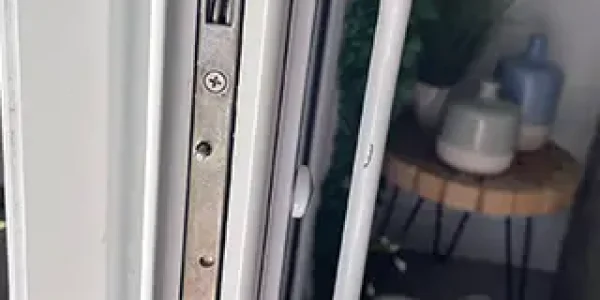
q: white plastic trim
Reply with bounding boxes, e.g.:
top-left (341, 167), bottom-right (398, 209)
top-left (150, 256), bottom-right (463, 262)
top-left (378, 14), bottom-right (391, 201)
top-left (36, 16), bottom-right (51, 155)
top-left (219, 0), bottom-right (290, 298)
top-left (153, 0), bottom-right (198, 297)
top-left (333, 0), bottom-right (413, 299)
top-left (0, 0), bottom-right (29, 298)
top-left (260, 0), bottom-right (318, 297)
top-left (289, 0), bottom-right (349, 297)
top-left (140, 0), bottom-right (167, 297)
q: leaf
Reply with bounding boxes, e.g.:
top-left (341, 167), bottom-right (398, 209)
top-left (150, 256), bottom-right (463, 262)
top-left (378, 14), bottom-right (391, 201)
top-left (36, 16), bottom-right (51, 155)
top-left (413, 0), bottom-right (438, 20)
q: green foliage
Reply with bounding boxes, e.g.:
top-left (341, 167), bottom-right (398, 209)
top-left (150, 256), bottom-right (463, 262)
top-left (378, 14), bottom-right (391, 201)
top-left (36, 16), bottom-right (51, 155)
top-left (312, 0), bottom-right (436, 298)
top-left (418, 0), bottom-right (514, 86)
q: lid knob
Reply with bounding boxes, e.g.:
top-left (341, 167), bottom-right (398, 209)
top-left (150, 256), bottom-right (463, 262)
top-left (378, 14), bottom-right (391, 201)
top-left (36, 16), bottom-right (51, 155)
top-left (527, 34), bottom-right (549, 60)
top-left (479, 80), bottom-right (500, 102)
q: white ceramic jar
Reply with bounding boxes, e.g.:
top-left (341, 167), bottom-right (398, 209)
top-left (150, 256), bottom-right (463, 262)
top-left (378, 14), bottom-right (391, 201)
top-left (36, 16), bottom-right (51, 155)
top-left (437, 81), bottom-right (520, 175)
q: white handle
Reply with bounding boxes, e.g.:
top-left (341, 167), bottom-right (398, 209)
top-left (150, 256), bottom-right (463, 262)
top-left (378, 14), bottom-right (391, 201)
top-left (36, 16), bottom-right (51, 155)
top-left (292, 165), bottom-right (313, 218)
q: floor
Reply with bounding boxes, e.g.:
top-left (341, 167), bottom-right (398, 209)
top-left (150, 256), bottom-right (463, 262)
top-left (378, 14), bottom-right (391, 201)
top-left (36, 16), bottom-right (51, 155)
top-left (367, 250), bottom-right (554, 300)
top-left (0, 230), bottom-right (554, 300)
top-left (0, 231), bottom-right (7, 300)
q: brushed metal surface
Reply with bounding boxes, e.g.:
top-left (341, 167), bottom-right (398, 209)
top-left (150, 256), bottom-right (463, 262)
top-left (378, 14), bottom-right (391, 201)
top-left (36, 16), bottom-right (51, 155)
top-left (181, 0), bottom-right (243, 298)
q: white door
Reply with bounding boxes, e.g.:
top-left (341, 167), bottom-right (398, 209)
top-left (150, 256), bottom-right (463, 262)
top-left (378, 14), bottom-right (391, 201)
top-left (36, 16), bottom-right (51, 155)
top-left (259, 0), bottom-right (414, 299)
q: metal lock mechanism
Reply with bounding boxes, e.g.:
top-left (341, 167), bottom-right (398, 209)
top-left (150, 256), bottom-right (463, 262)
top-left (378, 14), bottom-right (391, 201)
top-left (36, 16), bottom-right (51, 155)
top-left (181, 0), bottom-right (242, 299)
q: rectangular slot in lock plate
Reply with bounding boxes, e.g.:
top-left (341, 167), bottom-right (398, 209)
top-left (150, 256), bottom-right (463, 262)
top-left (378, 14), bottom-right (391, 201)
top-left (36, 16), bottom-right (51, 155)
top-left (206, 0), bottom-right (234, 26)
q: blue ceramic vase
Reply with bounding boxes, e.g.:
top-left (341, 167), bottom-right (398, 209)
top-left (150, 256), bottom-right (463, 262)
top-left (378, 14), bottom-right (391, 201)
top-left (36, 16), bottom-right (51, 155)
top-left (495, 34), bottom-right (564, 151)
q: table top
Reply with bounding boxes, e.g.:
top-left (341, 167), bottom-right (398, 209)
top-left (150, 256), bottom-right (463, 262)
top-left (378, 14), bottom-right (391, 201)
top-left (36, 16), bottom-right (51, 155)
top-left (383, 115), bottom-right (582, 216)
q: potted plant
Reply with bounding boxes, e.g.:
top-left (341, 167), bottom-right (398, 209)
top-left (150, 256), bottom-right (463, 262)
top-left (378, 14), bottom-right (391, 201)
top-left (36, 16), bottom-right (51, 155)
top-left (414, 0), bottom-right (514, 129)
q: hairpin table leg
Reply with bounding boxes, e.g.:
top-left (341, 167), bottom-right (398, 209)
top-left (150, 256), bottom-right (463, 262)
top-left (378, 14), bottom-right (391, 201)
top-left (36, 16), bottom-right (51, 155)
top-left (505, 217), bottom-right (514, 300)
top-left (399, 196), bottom-right (424, 243)
top-left (433, 202), bottom-right (443, 257)
top-left (518, 217), bottom-right (533, 300)
top-left (392, 196), bottom-right (425, 257)
top-left (374, 185), bottom-right (399, 239)
top-left (390, 195), bottom-right (424, 260)
top-left (505, 216), bottom-right (533, 300)
top-left (432, 202), bottom-right (471, 261)
top-left (440, 212), bottom-right (471, 261)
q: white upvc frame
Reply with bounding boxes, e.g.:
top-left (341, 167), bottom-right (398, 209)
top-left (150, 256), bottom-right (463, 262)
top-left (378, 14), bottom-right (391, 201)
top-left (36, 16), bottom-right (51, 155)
top-left (260, 0), bottom-right (318, 298)
top-left (1, 0), bottom-right (115, 298)
top-left (288, 0), bottom-right (349, 298)
top-left (140, 0), bottom-right (168, 298)
top-left (0, 0), bottom-right (28, 298)
top-left (154, 0), bottom-right (199, 297)
top-left (219, 0), bottom-right (292, 298)
top-left (0, 0), bottom-right (182, 299)
top-left (0, 0), bottom-right (304, 299)
top-left (333, 0), bottom-right (413, 299)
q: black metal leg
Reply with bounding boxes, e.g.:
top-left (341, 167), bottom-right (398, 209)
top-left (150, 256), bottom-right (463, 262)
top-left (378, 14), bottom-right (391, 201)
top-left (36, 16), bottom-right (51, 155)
top-left (390, 196), bottom-right (424, 262)
top-left (505, 217), bottom-right (534, 300)
top-left (433, 201), bottom-right (443, 257)
top-left (374, 186), bottom-right (399, 239)
top-left (399, 196), bottom-right (424, 243)
top-left (505, 217), bottom-right (514, 300)
top-left (441, 212), bottom-right (471, 261)
top-left (432, 202), bottom-right (471, 261)
top-left (518, 217), bottom-right (533, 300)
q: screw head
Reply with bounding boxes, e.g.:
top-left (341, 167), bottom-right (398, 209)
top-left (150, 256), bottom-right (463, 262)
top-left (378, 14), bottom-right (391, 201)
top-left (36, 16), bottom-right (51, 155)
top-left (203, 70), bottom-right (227, 94)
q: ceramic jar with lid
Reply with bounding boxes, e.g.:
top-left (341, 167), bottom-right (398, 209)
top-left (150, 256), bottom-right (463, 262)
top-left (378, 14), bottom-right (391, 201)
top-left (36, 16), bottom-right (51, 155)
top-left (437, 81), bottom-right (520, 175)
top-left (495, 33), bottom-right (564, 151)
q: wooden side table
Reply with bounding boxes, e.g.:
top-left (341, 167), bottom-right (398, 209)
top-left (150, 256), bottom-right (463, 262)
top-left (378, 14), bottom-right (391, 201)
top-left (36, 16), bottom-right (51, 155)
top-left (378, 116), bottom-right (581, 300)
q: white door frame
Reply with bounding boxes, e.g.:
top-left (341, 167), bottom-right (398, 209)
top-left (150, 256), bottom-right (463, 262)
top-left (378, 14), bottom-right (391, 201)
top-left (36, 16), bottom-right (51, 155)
top-left (0, 0), bottom-right (28, 298)
top-left (219, 0), bottom-right (292, 298)
top-left (0, 0), bottom-right (292, 299)
top-left (0, 0), bottom-right (172, 298)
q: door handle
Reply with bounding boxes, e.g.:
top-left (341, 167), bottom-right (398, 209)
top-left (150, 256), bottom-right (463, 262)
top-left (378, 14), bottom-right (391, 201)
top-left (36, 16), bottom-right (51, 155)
top-left (292, 165), bottom-right (313, 219)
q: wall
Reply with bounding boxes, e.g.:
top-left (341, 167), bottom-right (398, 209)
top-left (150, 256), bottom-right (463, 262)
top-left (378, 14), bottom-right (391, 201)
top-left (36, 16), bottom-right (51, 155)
top-left (464, 0), bottom-right (600, 162)
top-left (387, 0), bottom-right (600, 271)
